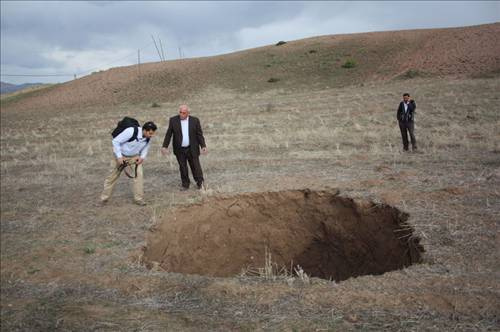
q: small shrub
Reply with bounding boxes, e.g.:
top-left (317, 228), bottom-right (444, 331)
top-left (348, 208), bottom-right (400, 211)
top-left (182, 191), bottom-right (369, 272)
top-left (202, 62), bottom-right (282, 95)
top-left (151, 102), bottom-right (160, 108)
top-left (84, 245), bottom-right (96, 254)
top-left (342, 59), bottom-right (357, 68)
top-left (308, 49), bottom-right (317, 54)
top-left (276, 41), bottom-right (287, 46)
top-left (267, 77), bottom-right (280, 83)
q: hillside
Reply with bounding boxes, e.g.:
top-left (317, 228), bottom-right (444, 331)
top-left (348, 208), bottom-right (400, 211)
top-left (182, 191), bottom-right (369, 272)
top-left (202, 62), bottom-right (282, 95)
top-left (1, 23), bottom-right (499, 112)
top-left (2, 23), bottom-right (499, 112)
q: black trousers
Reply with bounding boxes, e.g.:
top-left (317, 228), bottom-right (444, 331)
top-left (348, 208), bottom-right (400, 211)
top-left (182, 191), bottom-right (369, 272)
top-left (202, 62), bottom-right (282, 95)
top-left (399, 121), bottom-right (417, 151)
top-left (175, 147), bottom-right (204, 188)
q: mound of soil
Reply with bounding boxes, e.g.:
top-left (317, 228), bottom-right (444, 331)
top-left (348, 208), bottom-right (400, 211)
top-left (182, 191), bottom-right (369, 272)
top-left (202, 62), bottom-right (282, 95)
top-left (143, 190), bottom-right (424, 281)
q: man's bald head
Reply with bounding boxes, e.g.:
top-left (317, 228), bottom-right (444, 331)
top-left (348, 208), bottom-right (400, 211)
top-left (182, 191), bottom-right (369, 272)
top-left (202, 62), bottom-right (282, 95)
top-left (179, 105), bottom-right (189, 120)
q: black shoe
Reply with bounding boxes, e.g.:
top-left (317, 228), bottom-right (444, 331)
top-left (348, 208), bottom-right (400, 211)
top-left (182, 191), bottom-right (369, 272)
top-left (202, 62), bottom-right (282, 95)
top-left (180, 186), bottom-right (189, 191)
top-left (197, 182), bottom-right (203, 190)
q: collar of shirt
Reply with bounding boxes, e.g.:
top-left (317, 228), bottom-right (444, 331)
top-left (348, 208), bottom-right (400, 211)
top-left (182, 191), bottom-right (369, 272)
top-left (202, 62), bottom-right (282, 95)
top-left (137, 130), bottom-right (149, 141)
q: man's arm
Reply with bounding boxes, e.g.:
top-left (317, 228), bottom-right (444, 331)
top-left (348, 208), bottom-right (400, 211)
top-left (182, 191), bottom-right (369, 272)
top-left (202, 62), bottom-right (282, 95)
top-left (162, 119), bottom-right (173, 148)
top-left (195, 118), bottom-right (206, 149)
top-left (396, 102), bottom-right (402, 121)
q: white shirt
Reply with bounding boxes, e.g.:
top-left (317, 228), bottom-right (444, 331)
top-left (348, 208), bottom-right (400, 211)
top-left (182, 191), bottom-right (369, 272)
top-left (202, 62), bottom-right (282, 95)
top-left (403, 102), bottom-right (408, 113)
top-left (112, 127), bottom-right (150, 159)
top-left (181, 117), bottom-right (190, 147)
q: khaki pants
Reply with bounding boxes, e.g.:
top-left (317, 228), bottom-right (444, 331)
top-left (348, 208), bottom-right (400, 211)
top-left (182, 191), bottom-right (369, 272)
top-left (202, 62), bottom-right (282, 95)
top-left (100, 155), bottom-right (144, 202)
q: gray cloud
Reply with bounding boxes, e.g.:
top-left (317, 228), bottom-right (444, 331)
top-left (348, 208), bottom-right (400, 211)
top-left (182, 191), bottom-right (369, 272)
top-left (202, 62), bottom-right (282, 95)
top-left (1, 1), bottom-right (498, 84)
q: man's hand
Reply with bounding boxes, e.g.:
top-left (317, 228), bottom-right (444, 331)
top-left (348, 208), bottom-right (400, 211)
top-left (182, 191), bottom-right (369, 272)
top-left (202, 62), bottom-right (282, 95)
top-left (136, 157), bottom-right (144, 165)
top-left (117, 157), bottom-right (125, 165)
top-left (161, 147), bottom-right (169, 156)
top-left (201, 147), bottom-right (207, 154)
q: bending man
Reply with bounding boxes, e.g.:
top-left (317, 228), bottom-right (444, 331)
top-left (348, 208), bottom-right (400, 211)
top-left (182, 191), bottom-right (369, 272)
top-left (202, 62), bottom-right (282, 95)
top-left (101, 121), bottom-right (157, 205)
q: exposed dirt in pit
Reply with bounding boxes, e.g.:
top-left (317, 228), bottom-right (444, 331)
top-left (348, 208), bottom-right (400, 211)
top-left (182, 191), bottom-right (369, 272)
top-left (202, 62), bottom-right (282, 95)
top-left (144, 190), bottom-right (424, 281)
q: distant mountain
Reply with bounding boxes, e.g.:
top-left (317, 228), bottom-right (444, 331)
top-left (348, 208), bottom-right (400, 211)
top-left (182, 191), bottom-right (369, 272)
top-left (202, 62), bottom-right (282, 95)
top-left (0, 81), bottom-right (45, 94)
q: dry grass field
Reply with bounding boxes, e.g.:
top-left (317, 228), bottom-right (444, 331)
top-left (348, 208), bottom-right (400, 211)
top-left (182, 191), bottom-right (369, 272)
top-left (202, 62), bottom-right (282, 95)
top-left (1, 24), bottom-right (500, 331)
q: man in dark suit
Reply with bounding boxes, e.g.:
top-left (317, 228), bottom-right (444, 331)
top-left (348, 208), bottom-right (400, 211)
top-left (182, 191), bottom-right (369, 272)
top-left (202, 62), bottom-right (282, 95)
top-left (161, 105), bottom-right (207, 190)
top-left (396, 93), bottom-right (417, 152)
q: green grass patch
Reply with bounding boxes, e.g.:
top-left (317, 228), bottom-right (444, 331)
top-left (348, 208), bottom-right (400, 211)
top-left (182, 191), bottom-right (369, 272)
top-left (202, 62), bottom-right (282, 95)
top-left (84, 245), bottom-right (96, 254)
top-left (342, 59), bottom-right (357, 69)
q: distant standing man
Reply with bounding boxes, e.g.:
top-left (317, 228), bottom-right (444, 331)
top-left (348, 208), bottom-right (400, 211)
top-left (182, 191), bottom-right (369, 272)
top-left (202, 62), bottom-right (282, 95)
top-left (101, 121), bottom-right (157, 205)
top-left (396, 93), bottom-right (417, 152)
top-left (162, 105), bottom-right (207, 190)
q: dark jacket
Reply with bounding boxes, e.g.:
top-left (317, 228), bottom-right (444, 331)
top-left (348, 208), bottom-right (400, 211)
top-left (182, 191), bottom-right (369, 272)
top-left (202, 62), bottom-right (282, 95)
top-left (162, 115), bottom-right (206, 156)
top-left (397, 100), bottom-right (416, 122)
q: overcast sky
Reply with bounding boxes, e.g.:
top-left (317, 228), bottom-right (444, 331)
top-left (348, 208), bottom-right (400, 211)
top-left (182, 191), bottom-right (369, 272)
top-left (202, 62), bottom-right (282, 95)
top-left (1, 1), bottom-right (499, 84)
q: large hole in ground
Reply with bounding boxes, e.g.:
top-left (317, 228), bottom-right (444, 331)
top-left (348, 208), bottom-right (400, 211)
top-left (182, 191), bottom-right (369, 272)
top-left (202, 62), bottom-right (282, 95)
top-left (143, 190), bottom-right (424, 281)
